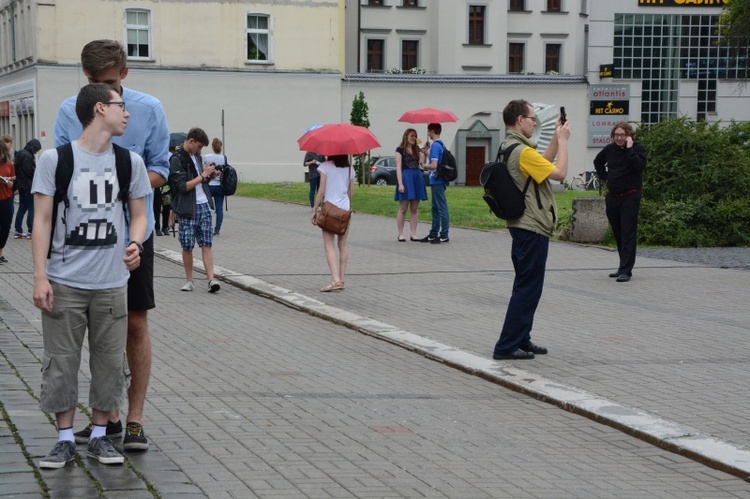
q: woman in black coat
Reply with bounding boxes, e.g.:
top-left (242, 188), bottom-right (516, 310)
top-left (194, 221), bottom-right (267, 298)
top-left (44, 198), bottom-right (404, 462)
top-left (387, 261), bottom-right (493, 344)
top-left (593, 122), bottom-right (648, 282)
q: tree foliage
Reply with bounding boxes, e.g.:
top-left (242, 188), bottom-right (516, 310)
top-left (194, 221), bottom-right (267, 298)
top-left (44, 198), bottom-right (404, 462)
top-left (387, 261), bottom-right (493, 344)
top-left (636, 117), bottom-right (750, 247)
top-left (350, 91), bottom-right (371, 185)
top-left (718, 0), bottom-right (750, 60)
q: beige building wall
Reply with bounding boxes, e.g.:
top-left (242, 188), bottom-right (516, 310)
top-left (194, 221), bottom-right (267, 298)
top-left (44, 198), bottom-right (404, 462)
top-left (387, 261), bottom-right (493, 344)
top-left (31, 0), bottom-right (340, 71)
top-left (1, 0), bottom-right (343, 182)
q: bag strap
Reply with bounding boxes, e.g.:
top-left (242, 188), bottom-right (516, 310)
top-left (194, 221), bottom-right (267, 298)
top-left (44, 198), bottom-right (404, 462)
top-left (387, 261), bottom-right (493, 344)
top-left (497, 142), bottom-right (542, 210)
top-left (49, 143), bottom-right (74, 259)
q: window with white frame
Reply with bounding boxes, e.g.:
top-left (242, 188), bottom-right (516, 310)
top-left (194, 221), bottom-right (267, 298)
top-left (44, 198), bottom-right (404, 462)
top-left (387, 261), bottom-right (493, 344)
top-left (468, 5), bottom-right (486, 45)
top-left (247, 14), bottom-right (271, 62)
top-left (509, 43), bottom-right (524, 73)
top-left (547, 0), bottom-right (561, 12)
top-left (401, 40), bottom-right (419, 71)
top-left (367, 39), bottom-right (385, 72)
top-left (545, 44), bottom-right (561, 73)
top-left (125, 9), bottom-right (151, 59)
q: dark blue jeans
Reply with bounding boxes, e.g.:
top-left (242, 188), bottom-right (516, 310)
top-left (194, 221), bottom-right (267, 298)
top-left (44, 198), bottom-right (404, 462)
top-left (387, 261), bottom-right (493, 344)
top-left (209, 184), bottom-right (224, 234)
top-left (493, 228), bottom-right (549, 356)
top-left (14, 189), bottom-right (33, 235)
top-left (428, 183), bottom-right (449, 239)
top-left (308, 175), bottom-right (321, 208)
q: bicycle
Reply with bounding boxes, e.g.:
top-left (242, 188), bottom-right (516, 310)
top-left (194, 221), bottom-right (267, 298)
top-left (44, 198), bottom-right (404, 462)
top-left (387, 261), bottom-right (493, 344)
top-left (569, 171), bottom-right (600, 192)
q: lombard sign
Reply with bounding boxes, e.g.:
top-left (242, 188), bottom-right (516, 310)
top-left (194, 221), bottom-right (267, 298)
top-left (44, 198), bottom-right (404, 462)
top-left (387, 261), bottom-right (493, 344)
top-left (638, 0), bottom-right (727, 6)
top-left (589, 85), bottom-right (630, 147)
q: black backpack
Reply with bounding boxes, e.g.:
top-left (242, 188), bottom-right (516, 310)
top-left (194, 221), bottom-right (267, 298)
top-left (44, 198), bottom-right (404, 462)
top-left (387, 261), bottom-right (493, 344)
top-left (435, 140), bottom-right (458, 182)
top-left (479, 143), bottom-right (541, 220)
top-left (220, 154), bottom-right (237, 196)
top-left (50, 142), bottom-right (132, 259)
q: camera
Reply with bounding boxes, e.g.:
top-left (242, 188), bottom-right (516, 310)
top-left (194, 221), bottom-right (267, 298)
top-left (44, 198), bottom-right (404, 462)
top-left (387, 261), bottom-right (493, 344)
top-left (214, 164), bottom-right (224, 172)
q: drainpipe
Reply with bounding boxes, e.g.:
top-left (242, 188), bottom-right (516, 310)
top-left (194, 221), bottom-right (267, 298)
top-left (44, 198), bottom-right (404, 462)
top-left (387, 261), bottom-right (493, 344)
top-left (357, 2), bottom-right (361, 72)
top-left (11, 1), bottom-right (17, 62)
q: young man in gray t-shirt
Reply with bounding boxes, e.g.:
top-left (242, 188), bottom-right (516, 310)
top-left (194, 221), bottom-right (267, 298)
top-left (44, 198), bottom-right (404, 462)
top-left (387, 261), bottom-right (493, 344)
top-left (31, 83), bottom-right (151, 468)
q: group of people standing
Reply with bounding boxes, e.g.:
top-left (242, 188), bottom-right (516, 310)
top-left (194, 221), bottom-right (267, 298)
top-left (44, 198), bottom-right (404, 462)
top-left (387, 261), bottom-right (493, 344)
top-left (302, 101), bottom-right (646, 365)
top-left (303, 122), bottom-right (452, 292)
top-left (393, 123), bottom-right (450, 244)
top-left (8, 38), bottom-right (228, 471)
top-left (0, 135), bottom-right (42, 266)
top-left (7, 35), bottom-right (645, 472)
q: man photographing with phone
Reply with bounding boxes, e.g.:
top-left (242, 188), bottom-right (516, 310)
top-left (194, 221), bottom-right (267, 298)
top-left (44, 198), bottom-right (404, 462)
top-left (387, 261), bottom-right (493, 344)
top-left (168, 127), bottom-right (221, 293)
top-left (492, 100), bottom-right (570, 361)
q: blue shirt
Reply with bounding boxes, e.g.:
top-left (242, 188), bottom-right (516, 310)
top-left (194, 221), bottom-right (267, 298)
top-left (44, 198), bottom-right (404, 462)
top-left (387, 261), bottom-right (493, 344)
top-left (53, 86), bottom-right (170, 239)
top-left (429, 139), bottom-right (445, 186)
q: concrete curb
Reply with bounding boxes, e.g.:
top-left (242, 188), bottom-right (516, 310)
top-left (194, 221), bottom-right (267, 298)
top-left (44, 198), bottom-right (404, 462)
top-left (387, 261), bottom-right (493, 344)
top-left (156, 247), bottom-right (750, 482)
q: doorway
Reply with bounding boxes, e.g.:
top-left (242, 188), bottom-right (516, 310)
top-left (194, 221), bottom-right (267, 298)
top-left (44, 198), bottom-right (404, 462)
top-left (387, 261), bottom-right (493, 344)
top-left (464, 146), bottom-right (486, 186)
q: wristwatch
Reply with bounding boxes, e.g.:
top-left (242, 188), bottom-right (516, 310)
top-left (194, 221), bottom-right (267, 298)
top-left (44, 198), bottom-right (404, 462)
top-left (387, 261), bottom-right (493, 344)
top-left (129, 241), bottom-right (144, 254)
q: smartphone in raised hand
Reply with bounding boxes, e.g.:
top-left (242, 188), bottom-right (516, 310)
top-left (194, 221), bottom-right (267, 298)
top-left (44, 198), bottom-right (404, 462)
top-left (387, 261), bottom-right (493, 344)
top-left (560, 106), bottom-right (567, 125)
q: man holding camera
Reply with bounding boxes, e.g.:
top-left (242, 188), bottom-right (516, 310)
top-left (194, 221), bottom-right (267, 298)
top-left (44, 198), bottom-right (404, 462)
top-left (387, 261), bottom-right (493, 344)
top-left (168, 127), bottom-right (221, 293)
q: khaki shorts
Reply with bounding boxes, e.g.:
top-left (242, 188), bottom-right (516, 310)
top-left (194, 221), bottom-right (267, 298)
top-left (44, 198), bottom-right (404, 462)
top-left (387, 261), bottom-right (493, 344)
top-left (39, 282), bottom-right (128, 415)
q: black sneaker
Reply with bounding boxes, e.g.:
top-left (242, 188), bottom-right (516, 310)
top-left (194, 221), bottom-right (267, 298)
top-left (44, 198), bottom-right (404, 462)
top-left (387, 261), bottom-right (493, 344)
top-left (74, 420), bottom-right (122, 444)
top-left (438, 236), bottom-right (449, 243)
top-left (419, 236), bottom-right (437, 243)
top-left (123, 422), bottom-right (149, 451)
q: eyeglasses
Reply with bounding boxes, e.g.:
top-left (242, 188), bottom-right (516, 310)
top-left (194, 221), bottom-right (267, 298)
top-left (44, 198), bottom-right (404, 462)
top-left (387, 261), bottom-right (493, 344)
top-left (521, 115), bottom-right (535, 121)
top-left (102, 101), bottom-right (126, 111)
top-left (613, 133), bottom-right (628, 137)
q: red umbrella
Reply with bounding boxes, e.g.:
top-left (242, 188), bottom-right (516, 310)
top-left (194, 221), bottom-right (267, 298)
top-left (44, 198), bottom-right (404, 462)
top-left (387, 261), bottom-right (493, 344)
top-left (398, 107), bottom-right (458, 124)
top-left (298, 123), bottom-right (381, 156)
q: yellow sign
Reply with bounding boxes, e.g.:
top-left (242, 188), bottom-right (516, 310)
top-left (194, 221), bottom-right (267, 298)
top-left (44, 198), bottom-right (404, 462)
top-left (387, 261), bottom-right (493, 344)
top-left (639, 0), bottom-right (727, 6)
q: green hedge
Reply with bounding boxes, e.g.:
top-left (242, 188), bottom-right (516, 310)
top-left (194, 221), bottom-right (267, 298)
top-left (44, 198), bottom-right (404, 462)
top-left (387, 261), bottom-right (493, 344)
top-left (636, 117), bottom-right (750, 247)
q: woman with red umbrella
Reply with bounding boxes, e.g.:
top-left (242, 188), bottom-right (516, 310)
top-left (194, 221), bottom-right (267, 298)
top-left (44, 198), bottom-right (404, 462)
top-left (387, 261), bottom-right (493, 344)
top-left (299, 123), bottom-right (379, 292)
top-left (394, 128), bottom-right (427, 241)
top-left (311, 155), bottom-right (355, 292)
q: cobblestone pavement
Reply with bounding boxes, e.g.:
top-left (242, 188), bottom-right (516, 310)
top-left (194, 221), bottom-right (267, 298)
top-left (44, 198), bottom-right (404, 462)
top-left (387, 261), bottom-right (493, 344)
top-left (638, 247), bottom-right (750, 270)
top-left (1, 195), bottom-right (749, 498)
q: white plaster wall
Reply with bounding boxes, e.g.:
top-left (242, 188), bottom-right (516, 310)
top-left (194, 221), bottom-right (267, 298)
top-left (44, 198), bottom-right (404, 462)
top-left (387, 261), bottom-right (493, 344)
top-left (35, 66), bottom-right (343, 183)
top-left (341, 80), bottom-right (590, 180)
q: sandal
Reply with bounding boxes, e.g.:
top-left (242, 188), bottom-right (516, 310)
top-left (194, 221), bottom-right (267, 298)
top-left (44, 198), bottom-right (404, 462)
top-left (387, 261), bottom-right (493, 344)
top-left (320, 283), bottom-right (337, 292)
top-left (333, 281), bottom-right (345, 290)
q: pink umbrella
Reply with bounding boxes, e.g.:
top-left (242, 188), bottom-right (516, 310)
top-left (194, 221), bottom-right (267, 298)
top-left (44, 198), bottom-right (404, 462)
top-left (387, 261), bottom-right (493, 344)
top-left (398, 107), bottom-right (458, 124)
top-left (298, 123), bottom-right (380, 156)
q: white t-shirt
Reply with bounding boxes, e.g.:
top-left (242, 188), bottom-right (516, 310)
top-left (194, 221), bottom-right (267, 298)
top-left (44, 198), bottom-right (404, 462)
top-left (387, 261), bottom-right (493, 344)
top-left (318, 161), bottom-right (354, 211)
top-left (203, 152), bottom-right (224, 187)
top-left (191, 155), bottom-right (210, 204)
top-left (32, 141), bottom-right (152, 289)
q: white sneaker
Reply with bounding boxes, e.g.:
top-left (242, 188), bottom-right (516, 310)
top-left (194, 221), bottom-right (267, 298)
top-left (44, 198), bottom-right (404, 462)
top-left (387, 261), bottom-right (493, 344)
top-left (181, 281), bottom-right (194, 292)
top-left (208, 279), bottom-right (220, 293)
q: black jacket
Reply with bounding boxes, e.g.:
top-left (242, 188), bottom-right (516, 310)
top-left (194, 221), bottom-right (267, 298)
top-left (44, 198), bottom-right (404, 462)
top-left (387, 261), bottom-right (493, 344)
top-left (593, 141), bottom-right (647, 195)
top-left (13, 139), bottom-right (42, 192)
top-left (168, 147), bottom-right (214, 218)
